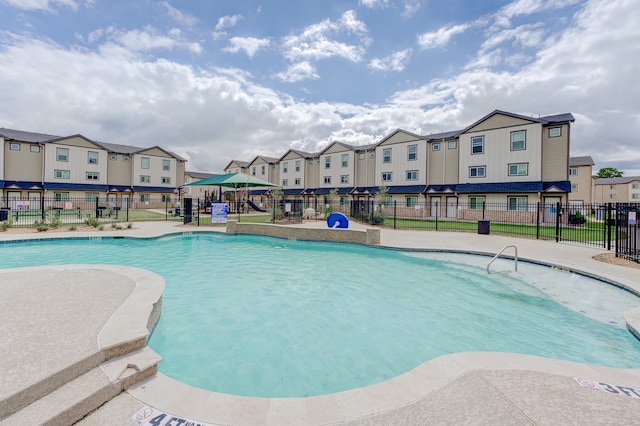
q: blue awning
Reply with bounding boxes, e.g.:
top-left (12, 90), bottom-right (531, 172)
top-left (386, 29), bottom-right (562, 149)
top-left (45, 182), bottom-right (109, 191)
top-left (386, 185), bottom-right (427, 194)
top-left (283, 189), bottom-right (304, 195)
top-left (310, 187), bottom-right (354, 195)
top-left (543, 181), bottom-right (571, 192)
top-left (108, 185), bottom-right (133, 192)
top-left (3, 181), bottom-right (44, 190)
top-left (426, 184), bottom-right (456, 193)
top-left (132, 186), bottom-right (175, 193)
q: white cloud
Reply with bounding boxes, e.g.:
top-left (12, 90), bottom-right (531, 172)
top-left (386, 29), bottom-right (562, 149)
top-left (273, 61), bottom-right (320, 83)
top-left (281, 10), bottom-right (371, 63)
top-left (3, 0), bottom-right (78, 11)
top-left (368, 48), bottom-right (413, 72)
top-left (161, 2), bottom-right (198, 27)
top-left (223, 37), bottom-right (270, 58)
top-left (417, 23), bottom-right (470, 49)
top-left (215, 14), bottom-right (243, 31)
top-left (494, 0), bottom-right (582, 28)
top-left (402, 1), bottom-right (421, 18)
top-left (100, 26), bottom-right (202, 54)
top-left (358, 0), bottom-right (391, 8)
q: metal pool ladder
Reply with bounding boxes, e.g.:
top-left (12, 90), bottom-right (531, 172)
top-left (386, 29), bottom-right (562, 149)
top-left (487, 245), bottom-right (518, 274)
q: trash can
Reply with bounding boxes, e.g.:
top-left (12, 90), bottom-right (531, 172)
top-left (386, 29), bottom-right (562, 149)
top-left (0, 208), bottom-right (8, 222)
top-left (478, 219), bottom-right (490, 235)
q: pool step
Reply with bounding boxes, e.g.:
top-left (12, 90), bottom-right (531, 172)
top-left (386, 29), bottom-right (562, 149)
top-left (1, 348), bottom-right (161, 426)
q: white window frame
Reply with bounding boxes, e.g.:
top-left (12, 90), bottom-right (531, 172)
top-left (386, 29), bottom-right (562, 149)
top-left (30, 145), bottom-right (40, 153)
top-left (123, 155), bottom-right (130, 162)
top-left (508, 163), bottom-right (528, 176)
top-left (405, 196), bottom-right (417, 208)
top-left (57, 147), bottom-right (69, 162)
top-left (295, 160), bottom-right (301, 172)
top-left (283, 162), bottom-right (288, 173)
top-left (325, 156), bottom-right (331, 169)
top-left (163, 159), bottom-right (171, 171)
top-left (340, 175), bottom-right (349, 184)
top-left (383, 148), bottom-right (392, 163)
top-left (569, 168), bottom-right (577, 176)
top-left (471, 136), bottom-right (484, 154)
top-left (86, 172), bottom-right (99, 181)
top-left (448, 141), bottom-right (457, 149)
top-left (161, 177), bottom-right (171, 184)
top-left (55, 169), bottom-right (70, 179)
top-left (469, 196), bottom-right (485, 210)
top-left (282, 179), bottom-right (288, 186)
top-left (141, 157), bottom-right (150, 169)
top-left (110, 154), bottom-right (117, 161)
top-left (408, 145), bottom-right (417, 160)
top-left (432, 143), bottom-right (440, 151)
top-left (549, 127), bottom-right (561, 138)
top-left (341, 154), bottom-right (348, 168)
top-left (88, 151), bottom-right (99, 165)
top-left (324, 176), bottom-right (331, 184)
top-left (469, 166), bottom-right (486, 178)
top-left (10, 143), bottom-right (20, 151)
top-left (508, 196), bottom-right (528, 211)
top-left (511, 130), bottom-right (526, 151)
top-left (382, 172), bottom-right (392, 182)
top-left (140, 175), bottom-right (151, 183)
top-left (406, 170), bottom-right (418, 181)
top-left (294, 178), bottom-right (301, 185)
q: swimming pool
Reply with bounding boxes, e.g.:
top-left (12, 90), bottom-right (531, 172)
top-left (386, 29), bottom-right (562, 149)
top-left (1, 233), bottom-right (639, 398)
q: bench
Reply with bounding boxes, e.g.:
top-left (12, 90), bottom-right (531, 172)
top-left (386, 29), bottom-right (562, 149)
top-left (52, 208), bottom-right (82, 219)
top-left (12, 210), bottom-right (44, 220)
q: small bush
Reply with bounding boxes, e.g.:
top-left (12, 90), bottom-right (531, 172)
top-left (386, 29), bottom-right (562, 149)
top-left (126, 223), bottom-right (132, 229)
top-left (0, 221), bottom-right (12, 232)
top-left (85, 217), bottom-right (101, 228)
top-left (68, 226), bottom-right (76, 231)
top-left (34, 220), bottom-right (49, 232)
top-left (49, 217), bottom-right (61, 229)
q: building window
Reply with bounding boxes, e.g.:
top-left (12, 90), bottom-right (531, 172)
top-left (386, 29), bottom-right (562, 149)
top-left (569, 168), bottom-right (577, 176)
top-left (571, 184), bottom-right (578, 192)
top-left (610, 185), bottom-right (616, 190)
top-left (86, 172), bottom-right (99, 180)
top-left (140, 175), bottom-right (151, 183)
top-left (324, 176), bottom-right (331, 184)
top-left (408, 145), bottom-right (417, 160)
top-left (10, 143), bottom-right (20, 150)
top-left (340, 154), bottom-right (347, 168)
top-left (508, 196), bottom-right (527, 211)
top-left (632, 194), bottom-right (639, 199)
top-left (469, 196), bottom-right (485, 210)
top-left (294, 178), bottom-right (301, 185)
top-left (406, 196), bottom-right (417, 208)
top-left (340, 175), bottom-right (349, 183)
top-left (54, 192), bottom-right (69, 201)
top-left (508, 163), bottom-right (528, 176)
top-left (261, 165), bottom-right (266, 175)
top-left (448, 141), bottom-right (457, 149)
top-left (432, 143), bottom-right (440, 151)
top-left (141, 157), bottom-right (150, 169)
top-left (511, 130), bottom-right (526, 151)
top-left (30, 145), bottom-right (40, 153)
top-left (252, 166), bottom-right (256, 176)
top-left (609, 194), bottom-right (616, 199)
top-left (282, 179), bottom-right (288, 186)
top-left (161, 195), bottom-right (172, 202)
top-left (471, 136), bottom-right (484, 154)
top-left (340, 196), bottom-right (349, 206)
top-left (86, 192), bottom-right (99, 201)
top-left (295, 160), bottom-right (301, 172)
top-left (55, 169), bottom-right (70, 179)
top-left (632, 183), bottom-right (639, 189)
top-left (110, 154), bottom-right (117, 161)
top-left (359, 153), bottom-right (365, 160)
top-left (283, 162), bottom-right (288, 173)
top-left (140, 194), bottom-right (150, 202)
top-left (382, 172), bottom-right (392, 182)
top-left (469, 166), bottom-right (486, 178)
top-left (406, 170), bottom-right (418, 181)
top-left (325, 156), bottom-right (331, 169)
top-left (549, 127), bottom-right (561, 137)
top-left (88, 151), bottom-right (99, 164)
top-left (161, 177), bottom-right (171, 184)
top-left (383, 148), bottom-right (392, 163)
top-left (163, 159), bottom-right (170, 171)
top-left (57, 147), bottom-right (69, 161)
top-left (123, 155), bottom-right (130, 162)
top-left (370, 152), bottom-right (376, 158)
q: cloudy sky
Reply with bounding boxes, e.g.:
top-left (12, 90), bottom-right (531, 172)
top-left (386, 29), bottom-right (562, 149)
top-left (0, 0), bottom-right (638, 175)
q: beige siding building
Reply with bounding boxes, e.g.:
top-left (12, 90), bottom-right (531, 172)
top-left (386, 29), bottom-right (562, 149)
top-left (568, 156), bottom-right (595, 204)
top-left (594, 177), bottom-right (640, 203)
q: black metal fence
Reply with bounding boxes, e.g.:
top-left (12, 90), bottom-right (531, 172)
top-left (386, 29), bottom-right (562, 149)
top-left (351, 200), bottom-right (626, 250)
top-left (615, 204), bottom-right (640, 263)
top-left (0, 196), bottom-right (186, 228)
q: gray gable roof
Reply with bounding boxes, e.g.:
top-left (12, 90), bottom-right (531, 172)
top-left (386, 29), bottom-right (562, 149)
top-left (595, 176), bottom-right (640, 185)
top-left (425, 130), bottom-right (461, 141)
top-left (569, 156), bottom-right (595, 167)
top-left (186, 171), bottom-right (217, 179)
top-left (0, 128), bottom-right (62, 143)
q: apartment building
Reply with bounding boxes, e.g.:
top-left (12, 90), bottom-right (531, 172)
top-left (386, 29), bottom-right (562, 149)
top-left (594, 177), bottom-right (640, 203)
top-left (224, 160), bottom-right (249, 175)
top-left (222, 110), bottom-right (575, 210)
top-left (1, 128), bottom-right (185, 207)
top-left (184, 171), bottom-right (218, 200)
top-left (568, 156), bottom-right (595, 205)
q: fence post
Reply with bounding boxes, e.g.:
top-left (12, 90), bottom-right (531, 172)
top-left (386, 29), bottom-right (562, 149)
top-left (95, 196), bottom-right (99, 219)
top-left (40, 193), bottom-right (45, 221)
top-left (393, 200), bottom-right (397, 230)
top-left (555, 202), bottom-right (561, 242)
top-left (482, 201), bottom-right (485, 220)
top-left (536, 202), bottom-right (540, 240)
top-left (435, 202), bottom-right (439, 231)
top-left (197, 197), bottom-right (200, 226)
top-left (165, 198), bottom-right (168, 221)
top-left (607, 203), bottom-right (612, 251)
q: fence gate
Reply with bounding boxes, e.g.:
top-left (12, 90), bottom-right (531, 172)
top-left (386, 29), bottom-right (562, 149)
top-left (616, 204), bottom-right (640, 263)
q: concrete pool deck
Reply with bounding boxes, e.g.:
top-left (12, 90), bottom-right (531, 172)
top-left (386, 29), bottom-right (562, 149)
top-left (0, 220), bottom-right (639, 425)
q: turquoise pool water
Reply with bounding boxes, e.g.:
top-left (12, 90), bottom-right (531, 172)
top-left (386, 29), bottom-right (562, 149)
top-left (1, 233), bottom-right (639, 398)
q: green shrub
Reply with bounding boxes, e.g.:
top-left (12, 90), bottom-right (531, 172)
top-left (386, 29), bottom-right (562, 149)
top-left (34, 220), bottom-right (49, 232)
top-left (49, 217), bottom-right (61, 229)
top-left (0, 220), bottom-right (12, 232)
top-left (85, 217), bottom-right (101, 228)
top-left (68, 226), bottom-right (76, 231)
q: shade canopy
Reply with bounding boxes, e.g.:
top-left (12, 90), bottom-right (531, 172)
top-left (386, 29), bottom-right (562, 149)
top-left (185, 172), bottom-right (278, 189)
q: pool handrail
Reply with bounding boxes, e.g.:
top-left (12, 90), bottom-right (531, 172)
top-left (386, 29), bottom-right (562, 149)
top-left (487, 245), bottom-right (518, 274)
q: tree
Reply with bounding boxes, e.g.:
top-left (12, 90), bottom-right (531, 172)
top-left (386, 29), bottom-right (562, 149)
top-left (594, 167), bottom-right (623, 178)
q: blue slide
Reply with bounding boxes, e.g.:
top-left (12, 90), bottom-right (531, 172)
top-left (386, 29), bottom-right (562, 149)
top-left (247, 199), bottom-right (267, 212)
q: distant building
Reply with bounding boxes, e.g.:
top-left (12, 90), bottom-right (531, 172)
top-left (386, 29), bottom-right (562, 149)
top-left (568, 156), bottom-right (595, 204)
top-left (594, 176), bottom-right (640, 203)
